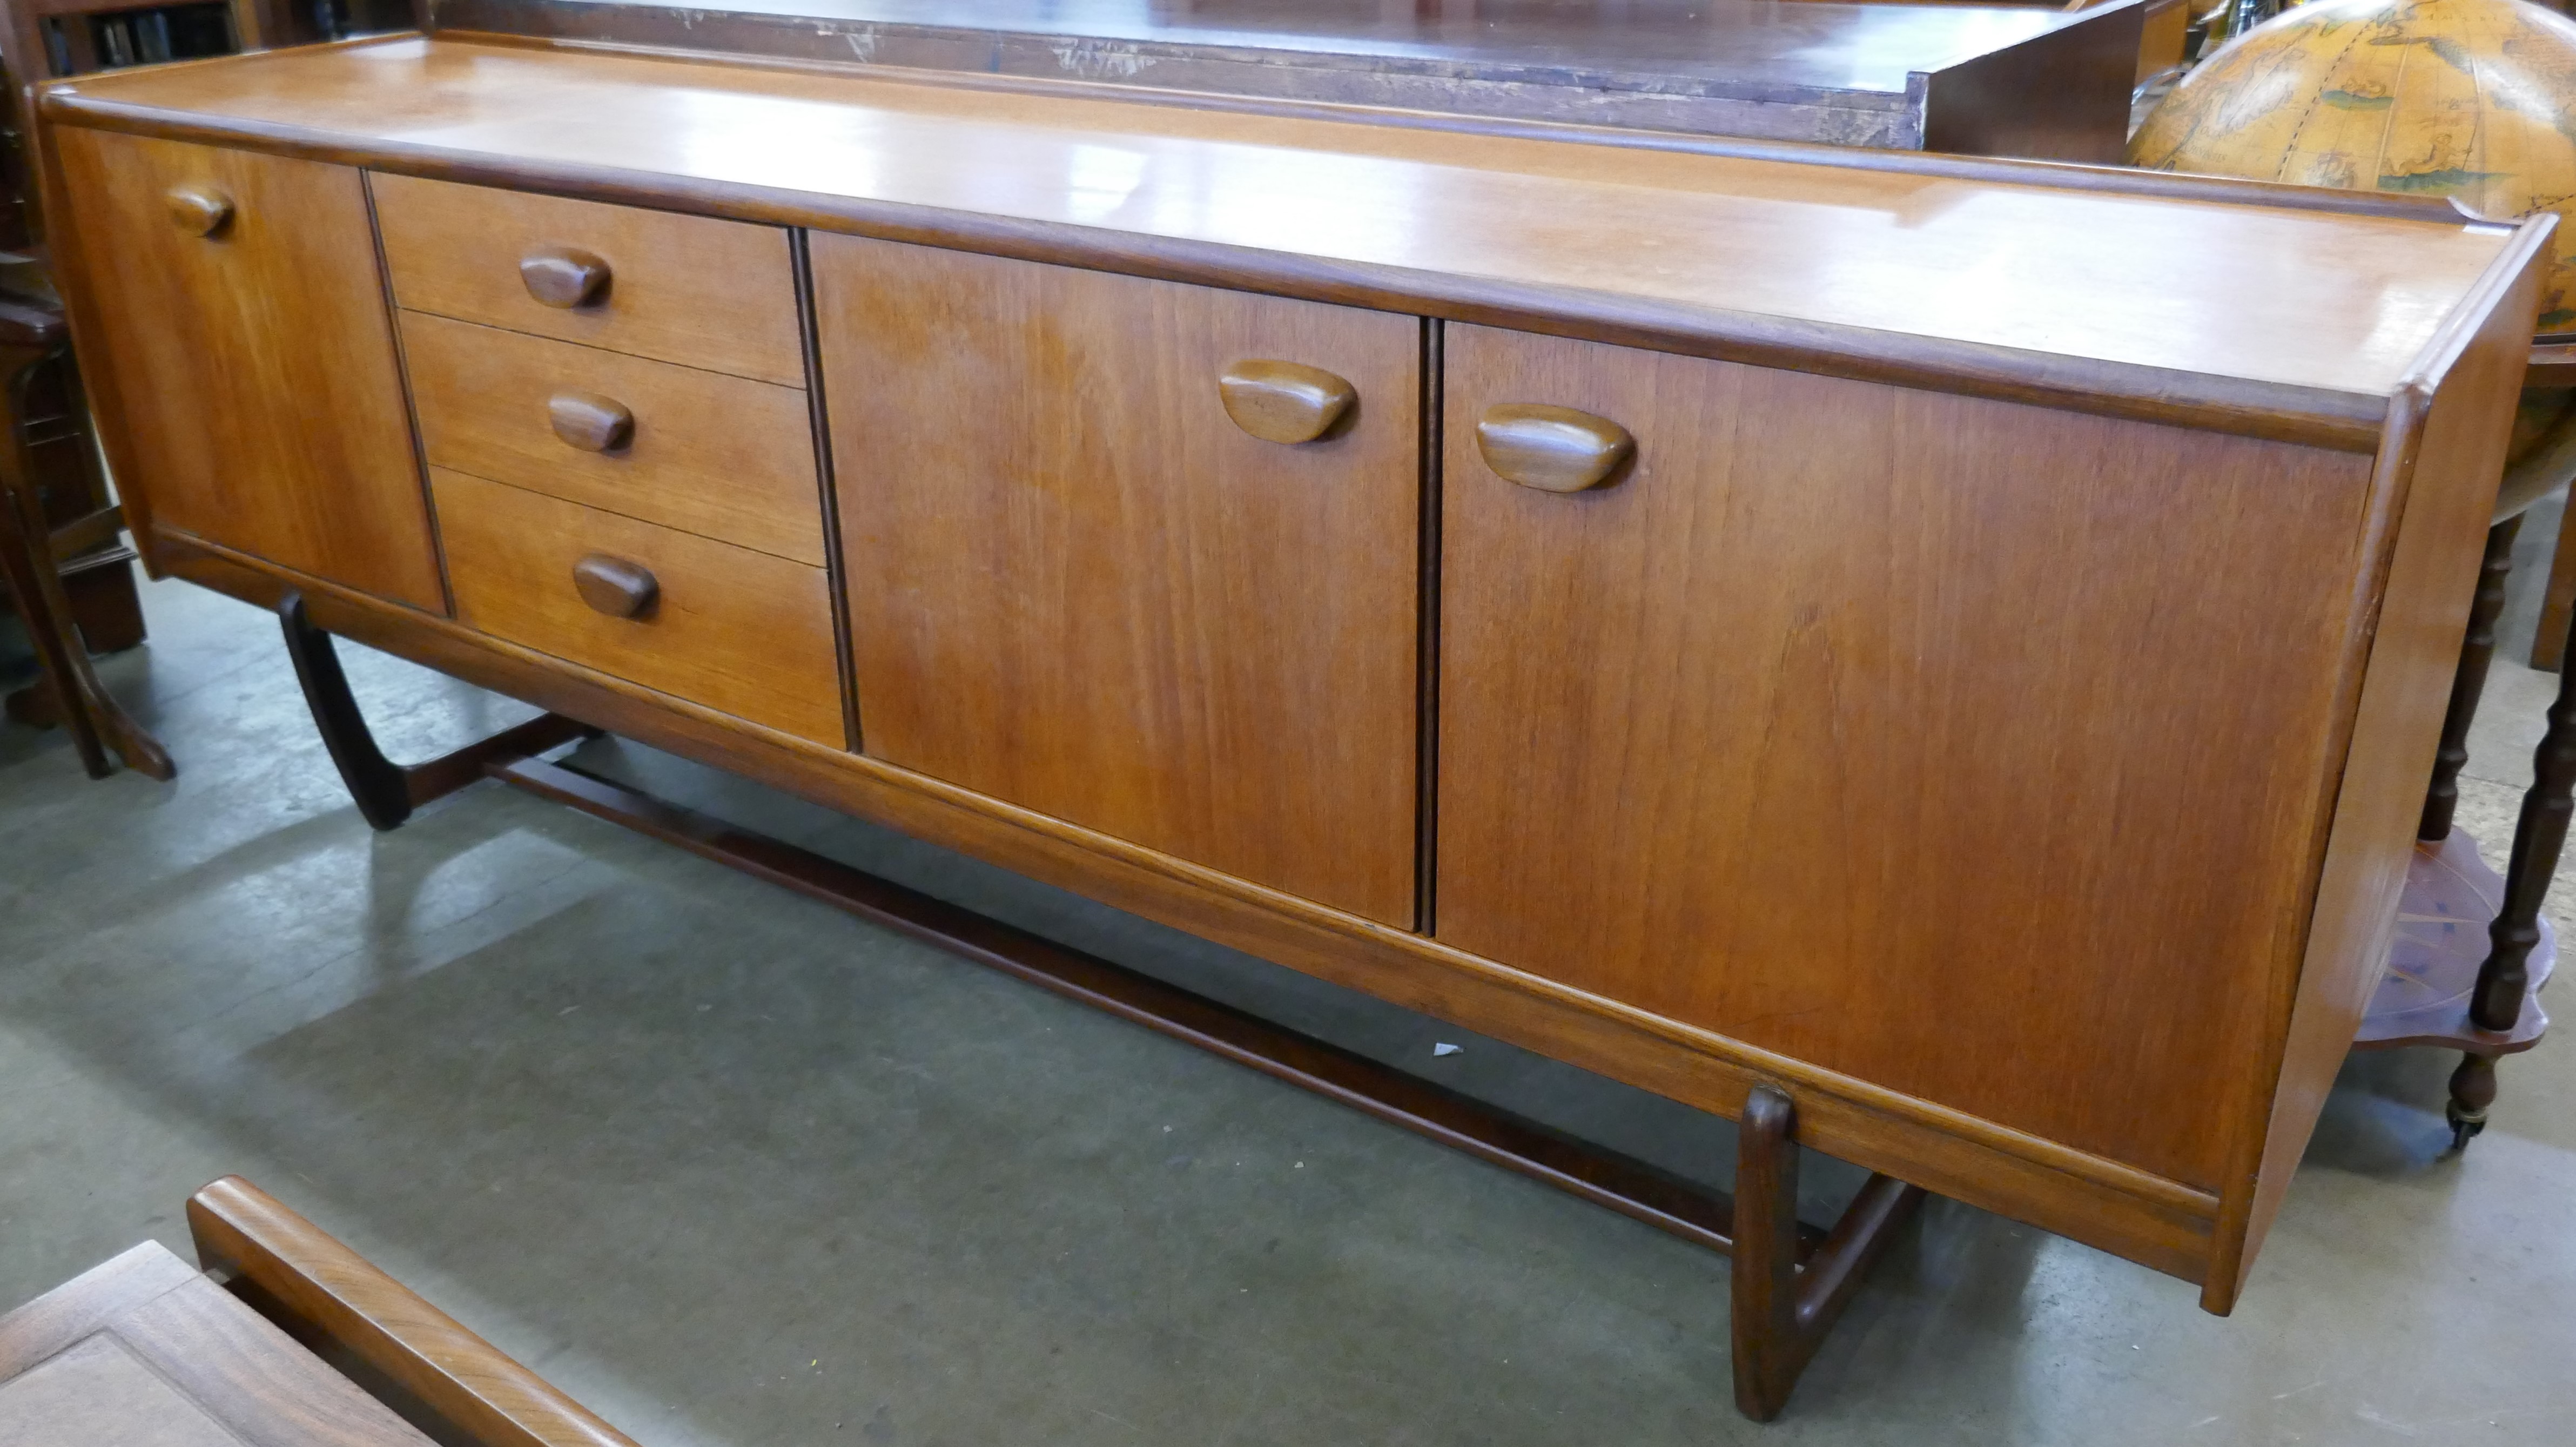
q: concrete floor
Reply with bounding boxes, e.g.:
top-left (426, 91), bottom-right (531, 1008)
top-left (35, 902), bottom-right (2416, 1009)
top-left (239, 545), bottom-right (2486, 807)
top-left (4, 560), bottom-right (2574, 1446)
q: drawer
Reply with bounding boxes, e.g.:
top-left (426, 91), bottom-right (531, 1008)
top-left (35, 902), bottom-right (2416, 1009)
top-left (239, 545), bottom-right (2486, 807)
top-left (433, 468), bottom-right (844, 746)
top-left (405, 312), bottom-right (824, 564)
top-left (372, 173), bottom-right (803, 386)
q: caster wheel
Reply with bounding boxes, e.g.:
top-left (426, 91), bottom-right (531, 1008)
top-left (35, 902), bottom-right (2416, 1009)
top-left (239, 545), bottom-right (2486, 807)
top-left (2447, 1113), bottom-right (2486, 1153)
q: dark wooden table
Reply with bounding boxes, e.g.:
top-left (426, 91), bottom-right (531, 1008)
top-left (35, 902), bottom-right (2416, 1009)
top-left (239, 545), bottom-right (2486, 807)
top-left (432, 0), bottom-right (2145, 159)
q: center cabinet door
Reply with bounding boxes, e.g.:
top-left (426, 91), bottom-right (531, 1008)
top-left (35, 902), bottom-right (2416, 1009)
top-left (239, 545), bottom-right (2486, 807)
top-left (811, 237), bottom-right (1421, 927)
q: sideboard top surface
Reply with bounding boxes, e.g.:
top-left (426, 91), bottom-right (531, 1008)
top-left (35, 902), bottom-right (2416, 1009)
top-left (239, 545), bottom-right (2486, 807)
top-left (422, 0), bottom-right (2102, 104)
top-left (45, 36), bottom-right (2517, 432)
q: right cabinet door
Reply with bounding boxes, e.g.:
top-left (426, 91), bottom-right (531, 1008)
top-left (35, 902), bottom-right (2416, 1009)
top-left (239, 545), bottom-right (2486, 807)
top-left (1436, 323), bottom-right (2379, 1189)
top-left (812, 236), bottom-right (1421, 928)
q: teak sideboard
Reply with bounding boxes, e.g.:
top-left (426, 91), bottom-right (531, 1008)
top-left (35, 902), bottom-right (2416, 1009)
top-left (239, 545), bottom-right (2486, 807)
top-left (33, 32), bottom-right (2550, 1416)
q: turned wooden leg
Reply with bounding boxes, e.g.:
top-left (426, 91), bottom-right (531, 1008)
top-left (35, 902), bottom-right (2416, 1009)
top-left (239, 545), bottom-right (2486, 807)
top-left (279, 589), bottom-right (597, 831)
top-left (2473, 613), bottom-right (2576, 1029)
top-left (2423, 518), bottom-right (2522, 841)
top-left (1730, 1084), bottom-right (1927, 1421)
top-left (2447, 1052), bottom-right (2498, 1152)
top-left (2537, 493), bottom-right (2576, 671)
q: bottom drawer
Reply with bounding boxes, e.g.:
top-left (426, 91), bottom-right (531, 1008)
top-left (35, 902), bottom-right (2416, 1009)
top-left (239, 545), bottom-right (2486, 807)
top-left (433, 468), bottom-right (844, 745)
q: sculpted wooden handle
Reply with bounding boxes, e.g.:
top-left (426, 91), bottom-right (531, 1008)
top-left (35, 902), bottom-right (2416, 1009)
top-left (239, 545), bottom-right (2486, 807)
top-left (520, 246), bottom-right (611, 308)
top-left (166, 186), bottom-right (233, 237)
top-left (548, 391), bottom-right (633, 453)
top-left (1218, 360), bottom-right (1356, 444)
top-left (571, 554), bottom-right (657, 619)
top-left (1475, 403), bottom-right (1636, 493)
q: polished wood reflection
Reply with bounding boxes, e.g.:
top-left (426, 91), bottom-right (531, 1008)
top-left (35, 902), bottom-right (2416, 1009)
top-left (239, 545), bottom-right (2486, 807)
top-left (42, 36), bottom-right (2510, 435)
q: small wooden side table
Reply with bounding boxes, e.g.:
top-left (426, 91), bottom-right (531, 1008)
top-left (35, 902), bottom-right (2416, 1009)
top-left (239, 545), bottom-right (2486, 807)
top-left (0, 1176), bottom-right (637, 1447)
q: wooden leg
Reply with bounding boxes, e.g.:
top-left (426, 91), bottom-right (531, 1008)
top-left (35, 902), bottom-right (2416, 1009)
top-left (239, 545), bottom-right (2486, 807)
top-left (280, 589), bottom-right (413, 828)
top-left (279, 589), bottom-right (598, 831)
top-left (64, 553), bottom-right (147, 655)
top-left (1731, 1088), bottom-right (1805, 1420)
top-left (2423, 519), bottom-right (2521, 841)
top-left (488, 754), bottom-right (1927, 1418)
top-left (0, 340), bottom-right (170, 780)
top-left (2447, 1052), bottom-right (2498, 1152)
top-left (1731, 1085), bottom-right (1927, 1421)
top-left (2473, 613), bottom-right (2576, 1029)
top-left (2535, 493), bottom-right (2576, 671)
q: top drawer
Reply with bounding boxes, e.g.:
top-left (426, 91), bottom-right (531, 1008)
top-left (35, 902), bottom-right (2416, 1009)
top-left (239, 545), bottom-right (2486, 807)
top-left (371, 174), bottom-right (803, 386)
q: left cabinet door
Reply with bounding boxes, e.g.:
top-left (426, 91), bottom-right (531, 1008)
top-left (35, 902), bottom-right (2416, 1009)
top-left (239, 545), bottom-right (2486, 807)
top-left (53, 131), bottom-right (443, 611)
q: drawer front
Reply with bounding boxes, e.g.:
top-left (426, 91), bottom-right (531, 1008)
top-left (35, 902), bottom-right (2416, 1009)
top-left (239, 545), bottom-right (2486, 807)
top-left (52, 131), bottom-right (442, 611)
top-left (434, 469), bottom-right (844, 745)
top-left (372, 173), bottom-right (803, 386)
top-left (405, 312), bottom-right (824, 564)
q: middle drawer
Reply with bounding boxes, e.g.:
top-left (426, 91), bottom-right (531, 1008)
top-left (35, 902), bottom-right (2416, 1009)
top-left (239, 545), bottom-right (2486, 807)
top-left (404, 311), bottom-right (825, 565)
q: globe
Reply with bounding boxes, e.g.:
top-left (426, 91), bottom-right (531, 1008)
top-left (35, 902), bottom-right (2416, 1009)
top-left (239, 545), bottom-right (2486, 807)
top-left (2131, 0), bottom-right (2576, 333)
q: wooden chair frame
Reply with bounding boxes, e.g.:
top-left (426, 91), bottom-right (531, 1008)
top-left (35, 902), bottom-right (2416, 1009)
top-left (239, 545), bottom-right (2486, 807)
top-left (189, 1175), bottom-right (643, 1447)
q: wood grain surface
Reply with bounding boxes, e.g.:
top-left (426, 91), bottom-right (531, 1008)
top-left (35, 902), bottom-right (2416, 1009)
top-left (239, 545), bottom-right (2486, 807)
top-left (433, 468), bottom-right (842, 744)
top-left (402, 311), bottom-right (824, 563)
top-left (48, 128), bottom-right (442, 611)
top-left (36, 37), bottom-right (2522, 446)
top-left (1435, 324), bottom-right (2382, 1189)
top-left (188, 1176), bottom-right (642, 1447)
top-left (0, 1243), bottom-right (433, 1447)
top-left (816, 234), bottom-right (1420, 926)
top-left (372, 170), bottom-right (803, 385)
top-left (2210, 226), bottom-right (2548, 1310)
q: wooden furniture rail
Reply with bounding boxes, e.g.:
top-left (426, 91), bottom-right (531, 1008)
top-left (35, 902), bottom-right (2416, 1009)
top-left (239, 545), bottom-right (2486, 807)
top-left (0, 1175), bottom-right (638, 1446)
top-left (31, 30), bottom-right (2550, 1416)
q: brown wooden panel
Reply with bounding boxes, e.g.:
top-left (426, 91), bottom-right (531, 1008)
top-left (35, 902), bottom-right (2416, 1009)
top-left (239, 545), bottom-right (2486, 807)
top-left (0, 1243), bottom-right (197, 1379)
top-left (1915, 0), bottom-right (2137, 164)
top-left (433, 469), bottom-right (841, 744)
top-left (814, 233), bottom-right (1418, 928)
top-left (0, 1244), bottom-right (432, 1447)
top-left (371, 171), bottom-right (802, 386)
top-left (1436, 325), bottom-right (2380, 1189)
top-left (49, 129), bottom-right (440, 611)
top-left (402, 311), bottom-right (824, 564)
top-left (2215, 233), bottom-right (2548, 1310)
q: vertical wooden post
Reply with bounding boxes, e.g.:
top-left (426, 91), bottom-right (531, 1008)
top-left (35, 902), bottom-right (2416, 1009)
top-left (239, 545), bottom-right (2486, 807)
top-left (2475, 614), bottom-right (2576, 1029)
top-left (2423, 518), bottom-right (2521, 842)
top-left (1731, 1085), bottom-right (1804, 1422)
